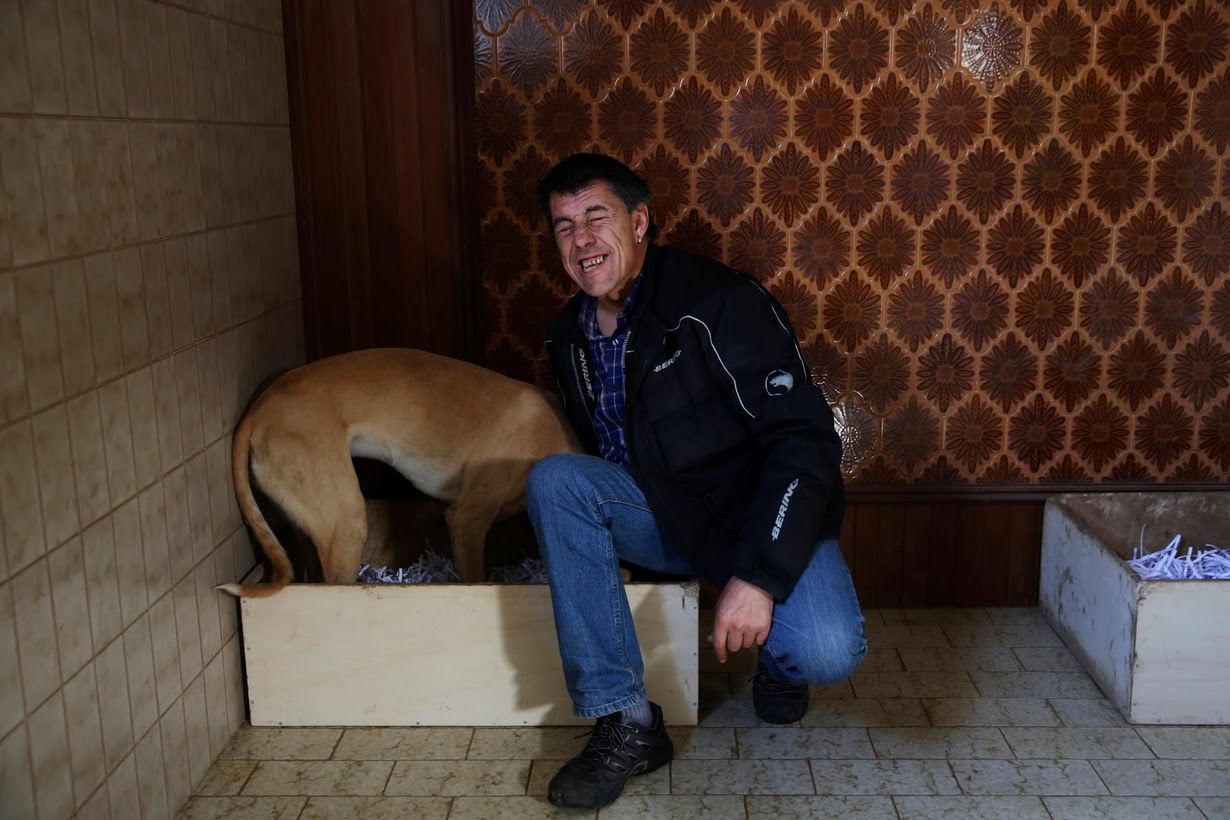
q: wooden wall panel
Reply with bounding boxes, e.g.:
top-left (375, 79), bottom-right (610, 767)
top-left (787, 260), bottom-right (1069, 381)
top-left (842, 499), bottom-right (1044, 608)
top-left (284, 0), bottom-right (481, 361)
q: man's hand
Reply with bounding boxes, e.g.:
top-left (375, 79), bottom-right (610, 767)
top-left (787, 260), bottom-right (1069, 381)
top-left (708, 576), bottom-right (774, 663)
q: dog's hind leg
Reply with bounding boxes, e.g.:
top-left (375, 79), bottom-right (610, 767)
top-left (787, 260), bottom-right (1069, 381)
top-left (259, 447), bottom-right (368, 586)
top-left (444, 493), bottom-right (504, 583)
top-left (313, 500), bottom-right (368, 585)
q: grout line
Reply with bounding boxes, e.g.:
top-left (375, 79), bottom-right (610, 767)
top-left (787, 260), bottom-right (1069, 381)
top-left (39, 549), bottom-right (79, 800)
top-left (1132, 725), bottom-right (1161, 758)
top-left (0, 295), bottom-right (300, 453)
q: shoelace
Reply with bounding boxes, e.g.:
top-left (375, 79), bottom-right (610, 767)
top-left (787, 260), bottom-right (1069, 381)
top-left (569, 716), bottom-right (639, 773)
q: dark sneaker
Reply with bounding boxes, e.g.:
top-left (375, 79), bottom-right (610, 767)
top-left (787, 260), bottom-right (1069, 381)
top-left (547, 702), bottom-right (673, 809)
top-left (752, 656), bottom-right (809, 724)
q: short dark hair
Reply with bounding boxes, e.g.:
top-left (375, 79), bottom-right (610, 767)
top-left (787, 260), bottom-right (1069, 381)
top-left (538, 153), bottom-right (659, 240)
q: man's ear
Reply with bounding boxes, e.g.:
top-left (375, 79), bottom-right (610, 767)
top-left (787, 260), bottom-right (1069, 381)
top-left (634, 203), bottom-right (650, 237)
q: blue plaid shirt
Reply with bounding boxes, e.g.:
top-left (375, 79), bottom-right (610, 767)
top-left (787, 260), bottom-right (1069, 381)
top-left (578, 275), bottom-right (644, 465)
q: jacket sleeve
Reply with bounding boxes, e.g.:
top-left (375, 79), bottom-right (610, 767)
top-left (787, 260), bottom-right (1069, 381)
top-left (699, 278), bottom-right (844, 602)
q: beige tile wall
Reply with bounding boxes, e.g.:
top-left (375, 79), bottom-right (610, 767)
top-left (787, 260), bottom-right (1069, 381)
top-left (0, 1), bottom-right (301, 818)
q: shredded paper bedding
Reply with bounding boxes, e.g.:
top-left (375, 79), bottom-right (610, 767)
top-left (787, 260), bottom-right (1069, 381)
top-left (355, 551), bottom-right (549, 585)
top-left (1127, 530), bottom-right (1230, 581)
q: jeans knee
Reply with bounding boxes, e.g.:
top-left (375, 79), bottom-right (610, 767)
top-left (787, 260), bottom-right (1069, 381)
top-left (526, 453), bottom-right (585, 509)
top-left (780, 625), bottom-right (867, 686)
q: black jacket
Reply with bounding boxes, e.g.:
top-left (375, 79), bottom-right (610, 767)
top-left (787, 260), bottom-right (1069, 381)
top-left (544, 243), bottom-right (845, 602)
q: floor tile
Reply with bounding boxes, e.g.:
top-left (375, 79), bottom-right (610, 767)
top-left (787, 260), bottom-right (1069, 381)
top-left (943, 625), bottom-right (1064, 648)
top-left (332, 727), bottom-right (472, 760)
top-left (809, 760), bottom-right (960, 796)
top-left (745, 794), bottom-right (897, 818)
top-left (736, 727), bottom-right (874, 759)
top-left (384, 759), bottom-right (529, 796)
top-left (869, 727), bottom-right (1013, 759)
top-left (700, 696), bottom-right (799, 728)
top-left (971, 671), bottom-right (1103, 699)
top-left (220, 727), bottom-right (341, 761)
top-left (527, 759), bottom-right (670, 796)
top-left (893, 795), bottom-right (1050, 819)
top-left (671, 759), bottom-right (814, 795)
top-left (897, 647), bottom-right (1022, 673)
top-left (863, 625), bottom-right (950, 649)
top-left (852, 672), bottom-right (978, 699)
top-left (859, 646), bottom-right (906, 672)
top-left (808, 679), bottom-right (857, 699)
top-left (175, 795), bottom-right (306, 819)
top-left (1001, 727), bottom-right (1155, 759)
top-left (672, 727), bottom-right (737, 759)
top-left (449, 795), bottom-right (591, 818)
top-left (1042, 795), bottom-right (1208, 819)
top-left (467, 727), bottom-right (586, 760)
top-left (299, 795), bottom-right (450, 820)
top-left (599, 794), bottom-right (747, 819)
top-left (1013, 647), bottom-right (1085, 672)
top-left (860, 610), bottom-right (887, 626)
top-left (1091, 760), bottom-right (1230, 797)
top-left (195, 760), bottom-right (255, 796)
top-left (178, 608), bottom-right (1224, 818)
top-left (1048, 699), bottom-right (1128, 727)
top-left (800, 698), bottom-right (931, 728)
top-left (948, 759), bottom-right (1108, 796)
top-left (1194, 797), bottom-right (1230, 818)
top-left (923, 698), bottom-right (1061, 727)
top-left (984, 609), bottom-right (1051, 627)
top-left (240, 761), bottom-right (392, 796)
top-left (1135, 728), bottom-right (1230, 760)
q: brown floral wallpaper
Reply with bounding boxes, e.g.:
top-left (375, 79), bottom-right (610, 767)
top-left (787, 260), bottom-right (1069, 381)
top-left (473, 0), bottom-right (1230, 488)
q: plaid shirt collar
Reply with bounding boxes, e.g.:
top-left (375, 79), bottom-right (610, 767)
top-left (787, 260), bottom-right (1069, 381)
top-left (578, 272), bottom-right (644, 340)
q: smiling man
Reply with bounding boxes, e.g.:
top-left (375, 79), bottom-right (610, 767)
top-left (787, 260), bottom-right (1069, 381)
top-left (528, 153), bottom-right (866, 810)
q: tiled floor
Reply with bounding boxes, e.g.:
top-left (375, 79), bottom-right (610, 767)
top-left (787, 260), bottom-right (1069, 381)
top-left (177, 608), bottom-right (1230, 819)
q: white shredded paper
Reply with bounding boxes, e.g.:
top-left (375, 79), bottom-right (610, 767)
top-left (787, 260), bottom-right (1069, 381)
top-left (1127, 529), bottom-right (1230, 581)
top-left (355, 551), bottom-right (549, 585)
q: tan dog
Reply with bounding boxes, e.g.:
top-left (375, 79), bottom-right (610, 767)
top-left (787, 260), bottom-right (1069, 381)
top-left (218, 348), bottom-right (580, 596)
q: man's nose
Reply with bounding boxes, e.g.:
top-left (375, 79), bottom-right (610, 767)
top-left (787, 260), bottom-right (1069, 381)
top-left (572, 222), bottom-right (595, 247)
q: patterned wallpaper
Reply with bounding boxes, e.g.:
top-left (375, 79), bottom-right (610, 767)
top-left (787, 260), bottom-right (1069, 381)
top-left (472, 0), bottom-right (1230, 488)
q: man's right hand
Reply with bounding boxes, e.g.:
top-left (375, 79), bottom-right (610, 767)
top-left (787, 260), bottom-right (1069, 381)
top-left (708, 576), bottom-right (774, 663)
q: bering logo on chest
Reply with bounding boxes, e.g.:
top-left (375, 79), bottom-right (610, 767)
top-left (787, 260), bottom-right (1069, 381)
top-left (577, 348), bottom-right (594, 401)
top-left (653, 349), bottom-right (681, 373)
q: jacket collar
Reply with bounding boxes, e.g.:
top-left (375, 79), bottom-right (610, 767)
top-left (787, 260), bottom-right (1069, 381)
top-left (549, 242), bottom-right (664, 341)
top-left (548, 244), bottom-right (671, 405)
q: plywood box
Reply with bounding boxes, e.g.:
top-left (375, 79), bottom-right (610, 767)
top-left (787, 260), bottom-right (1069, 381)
top-left (239, 575), bottom-right (699, 727)
top-left (1040, 492), bottom-right (1229, 724)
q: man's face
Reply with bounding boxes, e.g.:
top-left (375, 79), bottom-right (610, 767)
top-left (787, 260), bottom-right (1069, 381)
top-left (548, 181), bottom-right (650, 309)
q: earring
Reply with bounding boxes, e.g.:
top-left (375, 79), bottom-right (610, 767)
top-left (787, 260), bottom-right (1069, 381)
top-left (636, 235), bottom-right (642, 244)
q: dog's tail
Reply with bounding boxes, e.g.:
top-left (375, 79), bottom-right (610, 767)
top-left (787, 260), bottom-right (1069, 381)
top-left (216, 410), bottom-right (294, 598)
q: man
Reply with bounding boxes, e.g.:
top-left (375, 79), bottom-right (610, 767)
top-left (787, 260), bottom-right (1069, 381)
top-left (527, 153), bottom-right (866, 810)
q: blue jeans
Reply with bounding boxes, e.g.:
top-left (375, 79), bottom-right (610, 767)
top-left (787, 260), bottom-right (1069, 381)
top-left (526, 453), bottom-right (868, 719)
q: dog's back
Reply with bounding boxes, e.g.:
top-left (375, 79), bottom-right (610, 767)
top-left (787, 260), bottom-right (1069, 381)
top-left (222, 348), bottom-right (581, 595)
